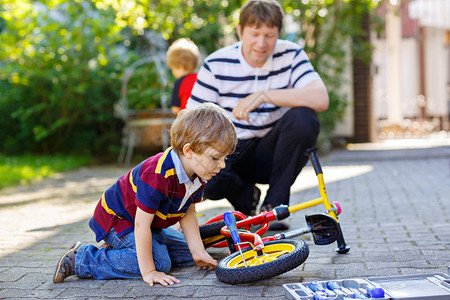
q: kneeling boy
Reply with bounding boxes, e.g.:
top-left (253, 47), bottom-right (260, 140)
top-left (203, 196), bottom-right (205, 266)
top-left (53, 103), bottom-right (237, 287)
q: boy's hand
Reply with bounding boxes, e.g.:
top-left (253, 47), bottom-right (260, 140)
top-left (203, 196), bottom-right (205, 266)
top-left (193, 251), bottom-right (218, 269)
top-left (142, 270), bottom-right (180, 287)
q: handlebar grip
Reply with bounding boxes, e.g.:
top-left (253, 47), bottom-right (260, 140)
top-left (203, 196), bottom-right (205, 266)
top-left (304, 147), bottom-right (323, 175)
top-left (327, 281), bottom-right (341, 290)
top-left (367, 287), bottom-right (385, 298)
top-left (309, 280), bottom-right (326, 292)
top-left (223, 212), bottom-right (240, 244)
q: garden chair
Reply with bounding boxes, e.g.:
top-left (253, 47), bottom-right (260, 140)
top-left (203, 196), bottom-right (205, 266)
top-left (115, 54), bottom-right (174, 165)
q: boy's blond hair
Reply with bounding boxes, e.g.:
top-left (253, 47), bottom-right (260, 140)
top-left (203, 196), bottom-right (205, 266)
top-left (171, 103), bottom-right (237, 155)
top-left (166, 38), bottom-right (200, 73)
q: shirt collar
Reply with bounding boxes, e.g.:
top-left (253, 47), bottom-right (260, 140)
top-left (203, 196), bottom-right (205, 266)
top-left (237, 41), bottom-right (273, 75)
top-left (170, 149), bottom-right (205, 185)
top-left (170, 149), bottom-right (190, 184)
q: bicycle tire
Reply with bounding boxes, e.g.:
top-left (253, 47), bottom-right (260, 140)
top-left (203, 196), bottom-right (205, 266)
top-left (200, 214), bottom-right (246, 247)
top-left (199, 221), bottom-right (228, 248)
top-left (215, 239), bottom-right (309, 284)
top-left (199, 221), bottom-right (226, 239)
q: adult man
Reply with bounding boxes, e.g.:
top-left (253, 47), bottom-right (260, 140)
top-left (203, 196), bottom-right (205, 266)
top-left (186, 0), bottom-right (329, 229)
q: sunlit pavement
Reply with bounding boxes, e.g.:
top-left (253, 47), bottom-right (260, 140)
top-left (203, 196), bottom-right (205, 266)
top-left (0, 136), bottom-right (449, 299)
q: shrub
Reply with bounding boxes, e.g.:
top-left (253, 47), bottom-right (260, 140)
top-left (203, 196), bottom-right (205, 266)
top-left (0, 0), bottom-right (126, 154)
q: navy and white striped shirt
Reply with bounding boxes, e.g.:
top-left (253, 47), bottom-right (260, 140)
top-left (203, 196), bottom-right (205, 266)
top-left (186, 39), bottom-right (321, 139)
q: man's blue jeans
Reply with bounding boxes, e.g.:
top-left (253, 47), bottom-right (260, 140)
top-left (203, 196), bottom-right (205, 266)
top-left (74, 227), bottom-right (194, 279)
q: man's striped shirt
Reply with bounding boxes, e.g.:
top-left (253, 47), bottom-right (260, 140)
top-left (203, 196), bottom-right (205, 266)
top-left (89, 148), bottom-right (205, 242)
top-left (187, 39), bottom-right (321, 139)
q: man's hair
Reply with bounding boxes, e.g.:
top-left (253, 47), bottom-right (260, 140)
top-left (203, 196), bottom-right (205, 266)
top-left (239, 0), bottom-right (284, 32)
top-left (166, 38), bottom-right (199, 73)
top-left (171, 103), bottom-right (237, 155)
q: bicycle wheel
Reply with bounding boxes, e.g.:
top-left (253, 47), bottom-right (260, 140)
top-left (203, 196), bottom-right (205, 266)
top-left (216, 239), bottom-right (309, 284)
top-left (200, 221), bottom-right (225, 239)
top-left (200, 221), bottom-right (227, 247)
top-left (200, 214), bottom-right (246, 247)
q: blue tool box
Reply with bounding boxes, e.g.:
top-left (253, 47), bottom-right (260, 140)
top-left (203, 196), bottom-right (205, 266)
top-left (283, 271), bottom-right (450, 299)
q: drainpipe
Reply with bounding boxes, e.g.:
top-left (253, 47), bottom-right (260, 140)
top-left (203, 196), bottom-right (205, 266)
top-left (418, 26), bottom-right (427, 120)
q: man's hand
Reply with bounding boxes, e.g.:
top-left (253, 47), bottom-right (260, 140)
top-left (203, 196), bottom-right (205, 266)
top-left (142, 269), bottom-right (180, 287)
top-left (232, 91), bottom-right (266, 122)
top-left (233, 80), bottom-right (330, 120)
top-left (193, 250), bottom-right (218, 270)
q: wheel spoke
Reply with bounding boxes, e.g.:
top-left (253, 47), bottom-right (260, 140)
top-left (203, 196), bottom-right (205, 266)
top-left (234, 250), bottom-right (290, 267)
top-left (263, 250), bottom-right (290, 262)
top-left (227, 242), bottom-right (296, 268)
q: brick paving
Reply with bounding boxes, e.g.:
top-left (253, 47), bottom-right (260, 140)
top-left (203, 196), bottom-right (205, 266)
top-left (0, 138), bottom-right (449, 299)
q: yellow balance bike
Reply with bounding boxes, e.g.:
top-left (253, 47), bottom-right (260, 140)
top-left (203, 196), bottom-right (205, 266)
top-left (199, 147), bottom-right (350, 284)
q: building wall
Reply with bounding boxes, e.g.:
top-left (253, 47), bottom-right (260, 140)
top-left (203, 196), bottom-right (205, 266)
top-left (332, 39), bottom-right (354, 137)
top-left (334, 26), bottom-right (449, 139)
top-left (425, 27), bottom-right (449, 116)
top-left (372, 37), bottom-right (420, 119)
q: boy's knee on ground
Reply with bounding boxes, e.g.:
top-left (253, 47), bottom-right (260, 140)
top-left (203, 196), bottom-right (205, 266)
top-left (153, 255), bottom-right (172, 274)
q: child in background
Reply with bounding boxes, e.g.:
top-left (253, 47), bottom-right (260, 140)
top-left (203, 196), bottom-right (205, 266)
top-left (166, 38), bottom-right (200, 115)
top-left (53, 103), bottom-right (237, 287)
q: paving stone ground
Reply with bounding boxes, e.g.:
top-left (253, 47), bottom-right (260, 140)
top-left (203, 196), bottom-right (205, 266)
top-left (0, 137), bottom-right (449, 299)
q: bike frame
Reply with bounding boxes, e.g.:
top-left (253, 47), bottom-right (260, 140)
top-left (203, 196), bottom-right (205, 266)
top-left (201, 147), bottom-right (350, 254)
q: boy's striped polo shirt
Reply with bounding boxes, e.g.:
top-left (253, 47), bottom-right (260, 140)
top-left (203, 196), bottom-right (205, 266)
top-left (89, 148), bottom-right (205, 242)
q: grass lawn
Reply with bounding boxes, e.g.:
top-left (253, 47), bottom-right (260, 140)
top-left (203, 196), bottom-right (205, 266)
top-left (0, 154), bottom-right (91, 190)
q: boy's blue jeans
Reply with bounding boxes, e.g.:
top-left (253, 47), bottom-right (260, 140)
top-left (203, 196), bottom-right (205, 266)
top-left (74, 227), bottom-right (195, 279)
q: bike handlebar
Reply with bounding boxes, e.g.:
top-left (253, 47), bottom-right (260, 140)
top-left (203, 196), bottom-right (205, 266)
top-left (304, 146), bottom-right (323, 175)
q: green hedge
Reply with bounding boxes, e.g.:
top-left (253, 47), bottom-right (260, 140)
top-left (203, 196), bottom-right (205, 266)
top-left (0, 1), bottom-right (126, 154)
top-left (0, 0), bottom-right (380, 157)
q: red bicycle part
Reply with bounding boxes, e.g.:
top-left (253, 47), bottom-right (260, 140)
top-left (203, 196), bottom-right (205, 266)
top-left (204, 210), bottom-right (276, 248)
top-left (203, 211), bottom-right (247, 225)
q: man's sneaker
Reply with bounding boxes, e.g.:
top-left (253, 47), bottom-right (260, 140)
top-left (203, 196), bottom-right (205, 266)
top-left (53, 241), bottom-right (82, 283)
top-left (260, 204), bottom-right (290, 231)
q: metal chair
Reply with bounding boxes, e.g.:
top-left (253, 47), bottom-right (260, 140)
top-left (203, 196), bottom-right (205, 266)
top-left (115, 54), bottom-right (174, 165)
